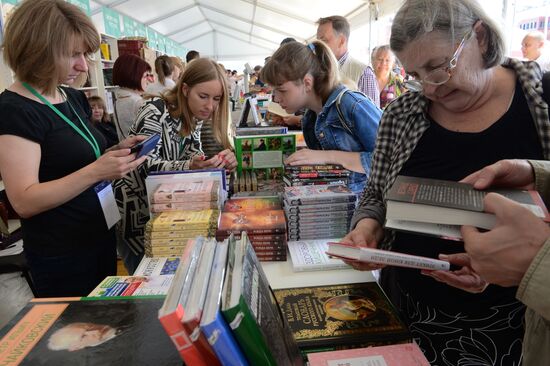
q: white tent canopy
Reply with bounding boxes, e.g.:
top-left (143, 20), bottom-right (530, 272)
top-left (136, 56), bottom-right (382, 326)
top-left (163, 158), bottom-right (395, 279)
top-left (90, 0), bottom-right (402, 66)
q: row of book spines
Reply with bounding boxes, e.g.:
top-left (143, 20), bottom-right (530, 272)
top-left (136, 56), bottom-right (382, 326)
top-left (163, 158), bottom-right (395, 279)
top-left (284, 197), bottom-right (357, 206)
top-left (284, 171), bottom-right (350, 179)
top-left (284, 164), bottom-right (345, 172)
top-left (283, 178), bottom-right (349, 187)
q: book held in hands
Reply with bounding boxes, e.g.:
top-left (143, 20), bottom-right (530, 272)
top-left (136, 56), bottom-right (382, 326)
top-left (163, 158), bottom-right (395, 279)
top-left (385, 175), bottom-right (550, 239)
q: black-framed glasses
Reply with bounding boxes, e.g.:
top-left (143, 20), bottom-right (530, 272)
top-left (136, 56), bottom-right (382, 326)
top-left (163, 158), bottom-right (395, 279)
top-left (405, 27), bottom-right (475, 92)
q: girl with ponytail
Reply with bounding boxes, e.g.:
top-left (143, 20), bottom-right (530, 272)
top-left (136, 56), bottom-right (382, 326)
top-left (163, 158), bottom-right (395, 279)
top-left (146, 55), bottom-right (176, 95)
top-left (262, 40), bottom-right (382, 194)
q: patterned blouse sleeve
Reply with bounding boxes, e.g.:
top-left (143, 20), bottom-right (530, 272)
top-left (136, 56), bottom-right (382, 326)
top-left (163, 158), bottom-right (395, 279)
top-left (351, 107), bottom-right (398, 229)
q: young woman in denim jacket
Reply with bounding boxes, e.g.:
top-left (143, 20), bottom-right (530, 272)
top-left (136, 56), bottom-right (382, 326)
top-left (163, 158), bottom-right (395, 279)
top-left (261, 41), bottom-right (382, 194)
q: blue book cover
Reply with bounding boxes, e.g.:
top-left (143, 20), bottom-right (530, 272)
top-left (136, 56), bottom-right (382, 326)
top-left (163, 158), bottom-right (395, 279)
top-left (200, 239), bottom-right (249, 366)
top-left (201, 311), bottom-right (249, 366)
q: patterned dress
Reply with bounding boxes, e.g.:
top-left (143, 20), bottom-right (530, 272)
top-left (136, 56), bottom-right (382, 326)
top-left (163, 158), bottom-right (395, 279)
top-left (351, 58), bottom-right (550, 366)
top-left (113, 97), bottom-right (203, 255)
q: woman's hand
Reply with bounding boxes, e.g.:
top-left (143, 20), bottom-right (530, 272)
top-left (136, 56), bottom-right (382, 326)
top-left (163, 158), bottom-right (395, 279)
top-left (285, 149), bottom-right (329, 166)
top-left (421, 253), bottom-right (488, 293)
top-left (91, 148), bottom-right (147, 181)
top-left (339, 218), bottom-right (385, 271)
top-left (190, 149), bottom-right (238, 171)
top-left (105, 135), bottom-right (147, 152)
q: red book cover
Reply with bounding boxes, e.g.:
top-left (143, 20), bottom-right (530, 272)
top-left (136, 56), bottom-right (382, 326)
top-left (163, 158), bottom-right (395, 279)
top-left (217, 209), bottom-right (286, 235)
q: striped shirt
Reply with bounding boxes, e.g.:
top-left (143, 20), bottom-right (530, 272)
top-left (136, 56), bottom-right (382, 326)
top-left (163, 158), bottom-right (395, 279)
top-left (338, 51), bottom-right (380, 108)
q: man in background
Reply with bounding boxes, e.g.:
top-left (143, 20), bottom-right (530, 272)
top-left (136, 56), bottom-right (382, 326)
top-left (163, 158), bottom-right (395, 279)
top-left (521, 31), bottom-right (550, 72)
top-left (317, 15), bottom-right (380, 108)
top-left (185, 50), bottom-right (200, 63)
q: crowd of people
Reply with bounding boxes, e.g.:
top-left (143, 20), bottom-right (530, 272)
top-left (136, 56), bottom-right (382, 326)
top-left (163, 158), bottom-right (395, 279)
top-left (1, 0), bottom-right (550, 365)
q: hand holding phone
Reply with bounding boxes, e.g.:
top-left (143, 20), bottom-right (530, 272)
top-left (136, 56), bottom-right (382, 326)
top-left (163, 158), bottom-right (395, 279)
top-left (130, 134), bottom-right (160, 158)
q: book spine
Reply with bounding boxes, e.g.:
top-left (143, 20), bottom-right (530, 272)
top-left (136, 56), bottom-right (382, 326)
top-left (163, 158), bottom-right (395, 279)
top-left (358, 247), bottom-right (450, 270)
top-left (201, 313), bottom-right (250, 366)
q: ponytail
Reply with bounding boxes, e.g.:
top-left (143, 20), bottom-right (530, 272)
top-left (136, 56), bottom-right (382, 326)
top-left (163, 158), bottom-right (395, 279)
top-left (262, 40), bottom-right (340, 102)
top-left (154, 55), bottom-right (174, 85)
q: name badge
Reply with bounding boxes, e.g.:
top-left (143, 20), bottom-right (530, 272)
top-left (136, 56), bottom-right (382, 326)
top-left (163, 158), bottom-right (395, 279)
top-left (94, 181), bottom-right (121, 229)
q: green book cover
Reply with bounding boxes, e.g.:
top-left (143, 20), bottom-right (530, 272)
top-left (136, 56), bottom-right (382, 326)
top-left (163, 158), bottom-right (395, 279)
top-left (233, 134), bottom-right (296, 180)
top-left (221, 234), bottom-right (303, 366)
top-left (273, 282), bottom-right (411, 349)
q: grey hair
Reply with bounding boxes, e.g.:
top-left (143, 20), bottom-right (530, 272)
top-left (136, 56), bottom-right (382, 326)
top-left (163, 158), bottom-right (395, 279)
top-left (390, 0), bottom-right (505, 68)
top-left (525, 31), bottom-right (545, 43)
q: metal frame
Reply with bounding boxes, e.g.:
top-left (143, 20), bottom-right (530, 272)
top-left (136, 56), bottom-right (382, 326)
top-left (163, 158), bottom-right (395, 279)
top-left (238, 0), bottom-right (314, 25)
top-left (207, 19), bottom-right (280, 46)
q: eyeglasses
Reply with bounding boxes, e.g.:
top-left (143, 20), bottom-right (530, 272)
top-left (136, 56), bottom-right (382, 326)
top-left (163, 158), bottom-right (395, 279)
top-left (143, 72), bottom-right (154, 79)
top-left (405, 27), bottom-right (474, 92)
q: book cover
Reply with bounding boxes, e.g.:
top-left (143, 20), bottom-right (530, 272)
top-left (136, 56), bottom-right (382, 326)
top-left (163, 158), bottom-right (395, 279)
top-left (283, 176), bottom-right (349, 187)
top-left (223, 197), bottom-right (282, 212)
top-left (222, 234), bottom-right (303, 366)
top-left (0, 298), bottom-right (180, 366)
top-left (151, 210), bottom-right (219, 231)
top-left (287, 239), bottom-right (350, 272)
top-left (217, 209), bottom-right (286, 235)
top-left (152, 180), bottom-right (218, 203)
top-left (284, 185), bottom-right (357, 206)
top-left (133, 257), bottom-right (181, 276)
top-left (273, 283), bottom-right (410, 349)
top-left (386, 175), bottom-right (550, 230)
top-left (200, 241), bottom-right (249, 366)
top-left (87, 275), bottom-right (173, 298)
top-left (234, 134), bottom-right (296, 177)
top-left (308, 343), bottom-right (429, 366)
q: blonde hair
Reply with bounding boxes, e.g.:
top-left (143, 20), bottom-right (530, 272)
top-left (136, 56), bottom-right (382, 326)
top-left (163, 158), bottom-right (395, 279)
top-left (3, 0), bottom-right (100, 96)
top-left (162, 58), bottom-right (230, 149)
top-left (170, 56), bottom-right (185, 74)
top-left (261, 40), bottom-right (340, 102)
top-left (88, 95), bottom-right (111, 123)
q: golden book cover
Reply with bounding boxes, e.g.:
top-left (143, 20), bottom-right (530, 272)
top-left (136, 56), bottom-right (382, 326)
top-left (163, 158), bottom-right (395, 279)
top-left (150, 210), bottom-right (219, 231)
top-left (223, 197), bottom-right (282, 212)
top-left (273, 283), bottom-right (410, 350)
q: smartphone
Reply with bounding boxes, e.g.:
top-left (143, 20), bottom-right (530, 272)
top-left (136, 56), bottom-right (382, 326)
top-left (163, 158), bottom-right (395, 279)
top-left (130, 134), bottom-right (160, 158)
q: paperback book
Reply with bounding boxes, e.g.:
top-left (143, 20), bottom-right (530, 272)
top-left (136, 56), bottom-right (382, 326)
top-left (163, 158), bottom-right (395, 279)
top-left (287, 239), bottom-right (350, 272)
top-left (308, 343), bottom-right (429, 366)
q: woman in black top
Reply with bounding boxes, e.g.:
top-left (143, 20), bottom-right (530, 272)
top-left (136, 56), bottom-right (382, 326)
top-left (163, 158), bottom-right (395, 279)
top-left (0, 0), bottom-right (146, 297)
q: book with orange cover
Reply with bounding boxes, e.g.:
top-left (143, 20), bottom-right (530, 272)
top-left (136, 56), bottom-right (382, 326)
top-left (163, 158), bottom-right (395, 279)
top-left (0, 297), bottom-right (179, 366)
top-left (216, 209), bottom-right (286, 236)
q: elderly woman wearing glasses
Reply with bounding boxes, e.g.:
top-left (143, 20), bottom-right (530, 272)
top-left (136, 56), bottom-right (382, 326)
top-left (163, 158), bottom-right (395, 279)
top-left (342, 0), bottom-right (550, 364)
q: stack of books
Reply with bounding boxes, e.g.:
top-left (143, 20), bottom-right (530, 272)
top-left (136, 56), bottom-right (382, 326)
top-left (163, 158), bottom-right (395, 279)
top-left (149, 180), bottom-right (221, 216)
top-left (216, 197), bottom-right (287, 261)
top-left (283, 185), bottom-right (357, 240)
top-left (158, 234), bottom-right (303, 366)
top-left (144, 210), bottom-right (218, 258)
top-left (229, 170), bottom-right (258, 193)
top-left (283, 164), bottom-right (350, 187)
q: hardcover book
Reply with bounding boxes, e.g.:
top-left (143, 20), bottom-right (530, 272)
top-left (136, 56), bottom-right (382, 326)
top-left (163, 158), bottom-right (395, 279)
top-left (221, 233), bottom-right (303, 366)
top-left (308, 343), bottom-right (429, 366)
top-left (0, 298), bottom-right (180, 366)
top-left (151, 210), bottom-right (219, 231)
top-left (386, 175), bottom-right (550, 235)
top-left (223, 197), bottom-right (282, 212)
top-left (285, 164), bottom-right (346, 172)
top-left (273, 282), bottom-right (410, 351)
top-left (152, 180), bottom-right (218, 203)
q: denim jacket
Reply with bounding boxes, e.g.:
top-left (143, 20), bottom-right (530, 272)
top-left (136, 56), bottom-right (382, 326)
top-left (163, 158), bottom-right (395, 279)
top-left (302, 84), bottom-right (382, 194)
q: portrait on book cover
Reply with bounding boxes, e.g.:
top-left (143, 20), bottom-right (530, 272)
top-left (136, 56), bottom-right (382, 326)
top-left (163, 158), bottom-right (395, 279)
top-left (11, 299), bottom-right (180, 365)
top-left (324, 295), bottom-right (377, 321)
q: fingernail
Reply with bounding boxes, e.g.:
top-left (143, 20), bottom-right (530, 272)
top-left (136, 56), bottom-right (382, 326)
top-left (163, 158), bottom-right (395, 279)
top-left (439, 254), bottom-right (448, 259)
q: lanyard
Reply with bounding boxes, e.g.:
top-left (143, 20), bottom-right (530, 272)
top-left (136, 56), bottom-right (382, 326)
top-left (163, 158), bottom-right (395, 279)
top-left (22, 82), bottom-right (101, 159)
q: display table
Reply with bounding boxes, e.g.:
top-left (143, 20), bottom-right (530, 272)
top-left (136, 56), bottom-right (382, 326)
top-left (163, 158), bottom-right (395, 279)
top-left (262, 259), bottom-right (375, 290)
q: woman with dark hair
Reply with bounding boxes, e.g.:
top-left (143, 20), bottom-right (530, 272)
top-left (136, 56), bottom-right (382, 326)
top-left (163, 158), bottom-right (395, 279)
top-left (88, 96), bottom-right (118, 148)
top-left (112, 53), bottom-right (153, 140)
